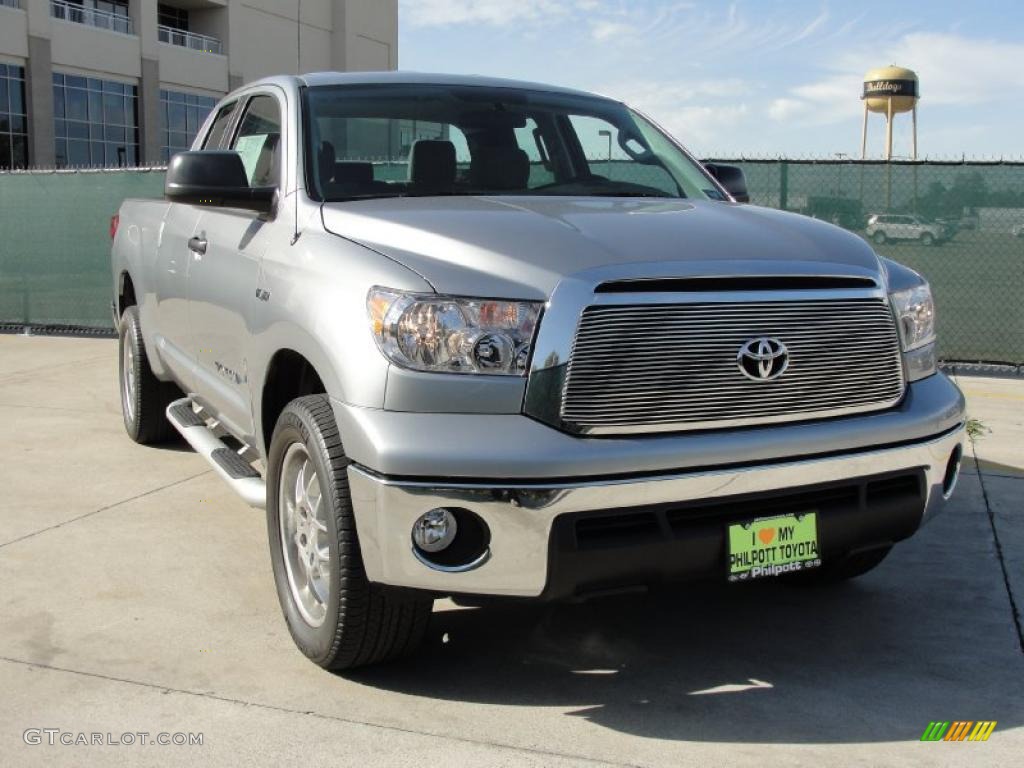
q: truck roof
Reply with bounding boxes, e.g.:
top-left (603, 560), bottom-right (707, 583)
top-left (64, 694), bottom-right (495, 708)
top-left (246, 71), bottom-right (613, 102)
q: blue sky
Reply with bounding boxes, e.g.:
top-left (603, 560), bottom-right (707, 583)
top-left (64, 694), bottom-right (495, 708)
top-left (397, 0), bottom-right (1024, 158)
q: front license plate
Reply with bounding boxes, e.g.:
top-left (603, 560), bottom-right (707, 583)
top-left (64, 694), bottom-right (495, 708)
top-left (727, 512), bottom-right (821, 582)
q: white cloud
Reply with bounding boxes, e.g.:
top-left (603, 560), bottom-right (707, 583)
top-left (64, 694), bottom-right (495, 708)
top-left (590, 20), bottom-right (636, 42)
top-left (594, 79), bottom-right (751, 150)
top-left (764, 31), bottom-right (1024, 134)
top-left (400, 0), bottom-right (569, 28)
top-left (787, 7), bottom-right (829, 45)
top-left (767, 98), bottom-right (805, 121)
top-left (879, 32), bottom-right (1024, 105)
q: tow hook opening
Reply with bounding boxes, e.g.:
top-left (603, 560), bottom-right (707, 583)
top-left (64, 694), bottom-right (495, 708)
top-left (942, 445), bottom-right (963, 499)
top-left (411, 507), bottom-right (491, 572)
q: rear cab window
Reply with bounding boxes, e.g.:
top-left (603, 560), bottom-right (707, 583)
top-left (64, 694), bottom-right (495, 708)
top-left (202, 102), bottom-right (237, 149)
top-left (230, 94), bottom-right (282, 187)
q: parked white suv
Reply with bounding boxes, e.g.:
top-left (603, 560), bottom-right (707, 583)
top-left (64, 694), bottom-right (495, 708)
top-left (866, 214), bottom-right (946, 246)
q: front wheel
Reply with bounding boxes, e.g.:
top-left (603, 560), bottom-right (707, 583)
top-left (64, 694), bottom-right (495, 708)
top-left (267, 395), bottom-right (432, 670)
top-left (872, 230), bottom-right (887, 245)
top-left (920, 232), bottom-right (935, 246)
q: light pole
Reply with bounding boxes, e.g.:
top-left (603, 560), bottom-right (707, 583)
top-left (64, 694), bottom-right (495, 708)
top-left (598, 129), bottom-right (612, 176)
top-left (834, 152), bottom-right (847, 196)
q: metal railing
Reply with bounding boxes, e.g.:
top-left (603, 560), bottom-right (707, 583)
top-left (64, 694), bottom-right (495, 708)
top-left (51, 0), bottom-right (133, 35)
top-left (158, 24), bottom-right (223, 55)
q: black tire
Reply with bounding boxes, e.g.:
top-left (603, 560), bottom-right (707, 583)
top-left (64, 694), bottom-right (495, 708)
top-left (920, 232), bottom-right (935, 246)
top-left (872, 230), bottom-right (887, 245)
top-left (785, 545), bottom-right (892, 586)
top-left (267, 395), bottom-right (432, 670)
top-left (119, 306), bottom-right (178, 444)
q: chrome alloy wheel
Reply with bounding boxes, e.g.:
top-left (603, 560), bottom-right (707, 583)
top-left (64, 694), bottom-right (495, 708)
top-left (121, 333), bottom-right (136, 423)
top-left (279, 442), bottom-right (331, 628)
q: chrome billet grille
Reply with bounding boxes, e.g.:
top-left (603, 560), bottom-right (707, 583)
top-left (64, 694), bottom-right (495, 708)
top-left (561, 298), bottom-right (905, 432)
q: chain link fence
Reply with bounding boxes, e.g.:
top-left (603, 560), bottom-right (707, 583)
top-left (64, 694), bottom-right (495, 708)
top-left (1, 160), bottom-right (1021, 365)
top-left (0, 167), bottom-right (165, 332)
top-left (706, 159), bottom-right (1023, 366)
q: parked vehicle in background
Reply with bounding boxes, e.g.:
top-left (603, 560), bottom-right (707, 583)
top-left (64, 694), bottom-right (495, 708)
top-left (110, 72), bottom-right (966, 671)
top-left (866, 213), bottom-right (948, 246)
top-left (806, 196), bottom-right (864, 231)
top-left (957, 212), bottom-right (979, 231)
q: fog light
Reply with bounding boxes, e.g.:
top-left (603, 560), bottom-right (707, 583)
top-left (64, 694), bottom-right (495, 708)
top-left (412, 508), bottom-right (458, 553)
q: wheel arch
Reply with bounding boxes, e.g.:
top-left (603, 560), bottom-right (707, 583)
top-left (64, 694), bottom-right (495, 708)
top-left (117, 270), bottom-right (137, 317)
top-left (258, 346), bottom-right (333, 457)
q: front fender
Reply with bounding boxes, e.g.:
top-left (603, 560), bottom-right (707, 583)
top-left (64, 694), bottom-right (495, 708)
top-left (248, 230), bottom-right (431, 458)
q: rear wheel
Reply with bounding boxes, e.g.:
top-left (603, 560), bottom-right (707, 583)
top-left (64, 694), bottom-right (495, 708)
top-left (872, 230), bottom-right (887, 245)
top-left (119, 306), bottom-right (178, 444)
top-left (267, 395), bottom-right (432, 670)
top-left (785, 546), bottom-right (892, 585)
top-left (920, 232), bottom-right (935, 246)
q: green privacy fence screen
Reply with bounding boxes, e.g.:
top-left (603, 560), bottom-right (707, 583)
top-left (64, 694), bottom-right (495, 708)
top-left (0, 168), bottom-right (165, 331)
top-left (0, 160), bottom-right (1022, 364)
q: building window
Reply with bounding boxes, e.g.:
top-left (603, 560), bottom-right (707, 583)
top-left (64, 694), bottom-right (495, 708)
top-left (160, 89), bottom-right (218, 163)
top-left (157, 3), bottom-right (189, 31)
top-left (53, 73), bottom-right (138, 167)
top-left (0, 63), bottom-right (28, 169)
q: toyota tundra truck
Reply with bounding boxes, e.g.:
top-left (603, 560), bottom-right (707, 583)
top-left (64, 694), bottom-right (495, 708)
top-left (111, 72), bottom-right (966, 670)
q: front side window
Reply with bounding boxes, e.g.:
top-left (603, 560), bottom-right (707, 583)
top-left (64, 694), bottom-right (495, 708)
top-left (230, 94), bottom-right (281, 187)
top-left (53, 72), bottom-right (138, 167)
top-left (304, 84), bottom-right (719, 202)
top-left (160, 89), bottom-right (218, 162)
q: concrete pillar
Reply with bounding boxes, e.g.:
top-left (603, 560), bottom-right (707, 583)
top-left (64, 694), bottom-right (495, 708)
top-left (25, 36), bottom-right (55, 167)
top-left (131, 0), bottom-right (162, 165)
top-left (139, 57), bottom-right (161, 164)
top-left (331, 0), bottom-right (397, 72)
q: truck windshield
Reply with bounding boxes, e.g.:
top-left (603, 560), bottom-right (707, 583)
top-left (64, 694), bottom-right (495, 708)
top-left (303, 84), bottom-right (722, 202)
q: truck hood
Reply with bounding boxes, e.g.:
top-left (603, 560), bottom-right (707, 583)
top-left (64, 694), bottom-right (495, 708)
top-left (320, 196), bottom-right (883, 299)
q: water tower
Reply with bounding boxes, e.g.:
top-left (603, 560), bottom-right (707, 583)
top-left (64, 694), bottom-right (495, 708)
top-left (861, 65), bottom-right (919, 159)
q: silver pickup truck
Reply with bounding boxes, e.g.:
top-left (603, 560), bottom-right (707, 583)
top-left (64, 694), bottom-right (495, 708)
top-left (111, 72), bottom-right (966, 670)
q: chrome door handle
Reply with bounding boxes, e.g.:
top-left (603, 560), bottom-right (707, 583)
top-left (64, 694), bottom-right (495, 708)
top-left (188, 236), bottom-right (208, 255)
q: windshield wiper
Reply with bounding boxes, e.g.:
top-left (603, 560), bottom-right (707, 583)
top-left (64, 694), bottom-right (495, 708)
top-left (575, 191), bottom-right (673, 198)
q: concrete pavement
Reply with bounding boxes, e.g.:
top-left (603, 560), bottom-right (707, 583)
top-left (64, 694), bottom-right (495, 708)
top-left (1, 335), bottom-right (1021, 767)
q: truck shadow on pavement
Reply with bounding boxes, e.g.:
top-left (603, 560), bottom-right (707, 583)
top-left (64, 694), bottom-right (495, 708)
top-left (350, 482), bottom-right (1023, 744)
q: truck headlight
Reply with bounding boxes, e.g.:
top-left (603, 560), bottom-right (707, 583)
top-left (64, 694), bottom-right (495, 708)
top-left (889, 283), bottom-right (935, 351)
top-left (889, 283), bottom-right (937, 382)
top-left (367, 287), bottom-right (543, 375)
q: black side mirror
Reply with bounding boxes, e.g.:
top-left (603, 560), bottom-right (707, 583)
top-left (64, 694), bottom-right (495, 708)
top-left (165, 151), bottom-right (276, 215)
top-left (703, 162), bottom-right (749, 203)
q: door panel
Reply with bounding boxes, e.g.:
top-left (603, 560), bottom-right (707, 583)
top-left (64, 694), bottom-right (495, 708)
top-left (188, 210), bottom-right (267, 437)
top-left (154, 203), bottom-right (202, 390)
top-left (187, 92), bottom-right (283, 441)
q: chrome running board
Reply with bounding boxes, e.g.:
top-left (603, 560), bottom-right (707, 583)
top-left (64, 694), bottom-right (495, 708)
top-left (166, 397), bottom-right (266, 509)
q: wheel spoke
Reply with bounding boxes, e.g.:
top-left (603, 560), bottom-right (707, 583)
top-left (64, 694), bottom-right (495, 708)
top-left (304, 461), bottom-right (317, 499)
top-left (294, 461), bottom-right (306, 507)
top-left (278, 440), bottom-right (332, 629)
top-left (308, 571), bottom-right (328, 604)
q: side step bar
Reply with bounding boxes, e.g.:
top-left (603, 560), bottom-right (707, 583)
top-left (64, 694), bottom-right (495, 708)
top-left (166, 397), bottom-right (267, 509)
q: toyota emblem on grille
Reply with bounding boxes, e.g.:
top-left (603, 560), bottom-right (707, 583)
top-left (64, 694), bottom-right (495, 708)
top-left (737, 337), bottom-right (789, 381)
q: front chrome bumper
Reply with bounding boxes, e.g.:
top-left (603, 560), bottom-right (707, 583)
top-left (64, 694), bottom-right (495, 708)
top-left (347, 424), bottom-right (964, 597)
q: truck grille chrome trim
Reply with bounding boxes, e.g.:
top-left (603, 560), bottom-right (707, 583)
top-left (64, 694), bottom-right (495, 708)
top-left (560, 298), bottom-right (905, 434)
